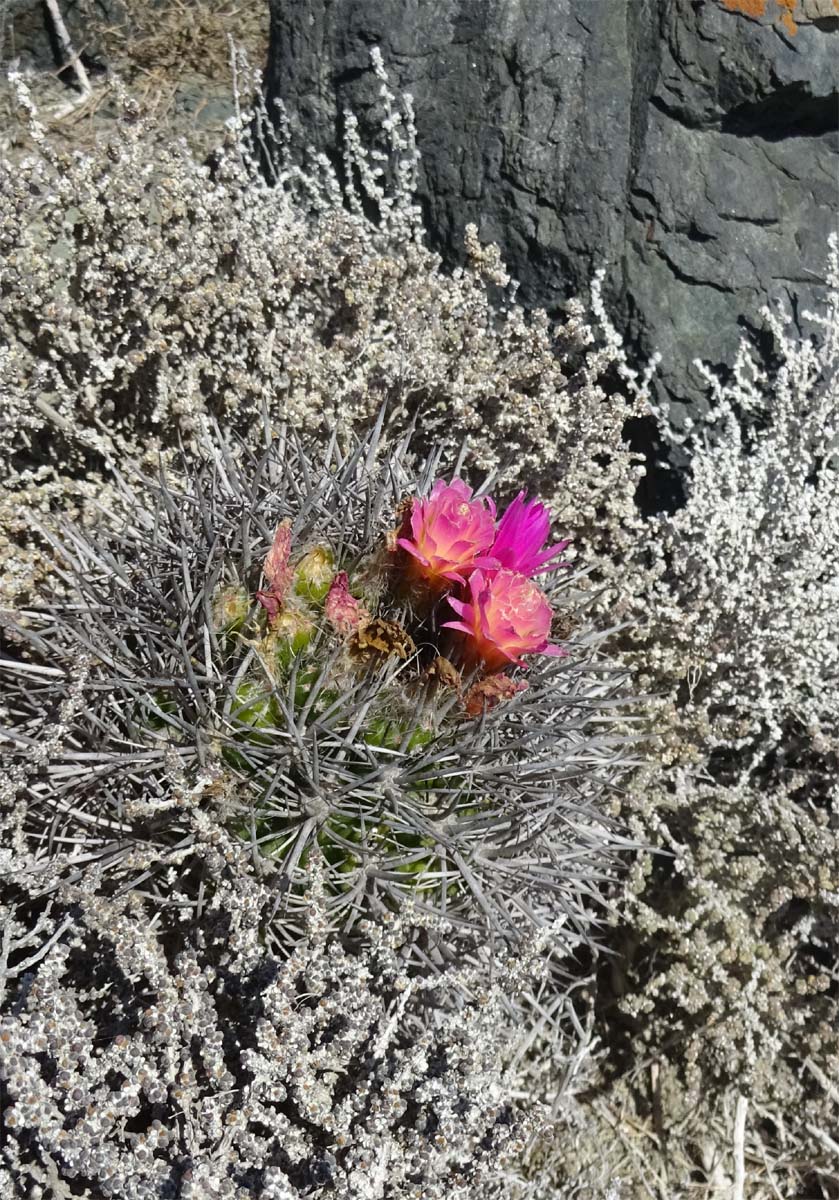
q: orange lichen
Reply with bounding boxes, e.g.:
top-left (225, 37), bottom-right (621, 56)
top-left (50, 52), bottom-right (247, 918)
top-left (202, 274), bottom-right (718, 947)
top-left (719, 0), bottom-right (801, 33)
top-left (776, 0), bottom-right (798, 34)
top-left (721, 0), bottom-right (767, 16)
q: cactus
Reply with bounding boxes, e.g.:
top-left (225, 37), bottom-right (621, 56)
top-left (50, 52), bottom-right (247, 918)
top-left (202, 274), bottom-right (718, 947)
top-left (1, 418), bottom-right (635, 954)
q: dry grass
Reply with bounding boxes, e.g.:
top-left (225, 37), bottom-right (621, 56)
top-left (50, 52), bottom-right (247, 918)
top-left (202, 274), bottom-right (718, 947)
top-left (0, 0), bottom-right (269, 155)
top-left (94, 0), bottom-right (267, 77)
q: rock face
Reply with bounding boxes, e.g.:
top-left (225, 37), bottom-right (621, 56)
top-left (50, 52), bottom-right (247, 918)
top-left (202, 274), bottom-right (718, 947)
top-left (264, 0), bottom-right (838, 425)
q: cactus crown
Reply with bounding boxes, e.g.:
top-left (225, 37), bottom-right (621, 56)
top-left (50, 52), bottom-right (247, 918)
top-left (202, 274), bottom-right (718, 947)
top-left (2, 418), bottom-right (634, 957)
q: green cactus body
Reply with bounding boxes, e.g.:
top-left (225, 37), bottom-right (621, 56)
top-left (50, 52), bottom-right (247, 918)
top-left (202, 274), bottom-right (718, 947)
top-left (262, 610), bottom-right (316, 674)
top-left (232, 681), bottom-right (277, 733)
top-left (142, 690), bottom-right (181, 733)
top-left (310, 813), bottom-right (440, 891)
top-left (364, 716), bottom-right (433, 754)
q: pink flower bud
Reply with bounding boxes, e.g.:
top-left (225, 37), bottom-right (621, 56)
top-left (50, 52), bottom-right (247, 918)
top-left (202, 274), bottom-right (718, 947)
top-left (255, 520), bottom-right (293, 624)
top-left (443, 568), bottom-right (563, 673)
top-left (490, 492), bottom-right (569, 576)
top-left (325, 571), bottom-right (369, 636)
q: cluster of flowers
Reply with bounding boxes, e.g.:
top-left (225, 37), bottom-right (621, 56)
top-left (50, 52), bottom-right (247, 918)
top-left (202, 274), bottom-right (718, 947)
top-left (396, 478), bottom-right (569, 672)
top-left (253, 477), bottom-right (569, 714)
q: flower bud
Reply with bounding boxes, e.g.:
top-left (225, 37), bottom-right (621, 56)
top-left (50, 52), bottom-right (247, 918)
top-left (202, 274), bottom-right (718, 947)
top-left (294, 545), bottom-right (336, 604)
top-left (212, 585), bottom-right (250, 632)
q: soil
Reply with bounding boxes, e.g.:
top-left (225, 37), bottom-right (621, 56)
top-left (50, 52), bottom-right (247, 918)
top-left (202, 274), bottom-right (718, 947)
top-left (0, 0), bottom-right (270, 160)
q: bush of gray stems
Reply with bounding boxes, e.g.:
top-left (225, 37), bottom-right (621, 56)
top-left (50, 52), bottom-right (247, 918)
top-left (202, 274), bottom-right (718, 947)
top-left (0, 842), bottom-right (563, 1200)
top-left (1, 46), bottom-right (837, 1200)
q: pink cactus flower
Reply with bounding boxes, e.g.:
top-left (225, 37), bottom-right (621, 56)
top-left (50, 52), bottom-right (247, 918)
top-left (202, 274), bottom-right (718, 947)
top-left (444, 568), bottom-right (563, 672)
top-left (490, 492), bottom-right (570, 576)
top-left (397, 478), bottom-right (498, 586)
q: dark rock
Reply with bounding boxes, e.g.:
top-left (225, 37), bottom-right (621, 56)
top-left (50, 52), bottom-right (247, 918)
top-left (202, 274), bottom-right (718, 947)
top-left (264, 0), bottom-right (837, 427)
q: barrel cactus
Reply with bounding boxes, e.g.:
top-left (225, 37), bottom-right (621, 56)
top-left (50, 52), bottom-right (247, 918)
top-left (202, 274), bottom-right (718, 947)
top-left (1, 420), bottom-right (633, 956)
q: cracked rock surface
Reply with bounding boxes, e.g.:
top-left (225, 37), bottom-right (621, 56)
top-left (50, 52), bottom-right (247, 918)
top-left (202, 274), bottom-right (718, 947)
top-left (264, 0), bottom-right (837, 425)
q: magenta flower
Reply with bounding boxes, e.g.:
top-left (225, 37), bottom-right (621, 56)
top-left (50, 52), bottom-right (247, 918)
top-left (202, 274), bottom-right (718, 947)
top-left (490, 492), bottom-right (570, 576)
top-left (444, 568), bottom-right (564, 673)
top-left (397, 478), bottom-right (498, 586)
